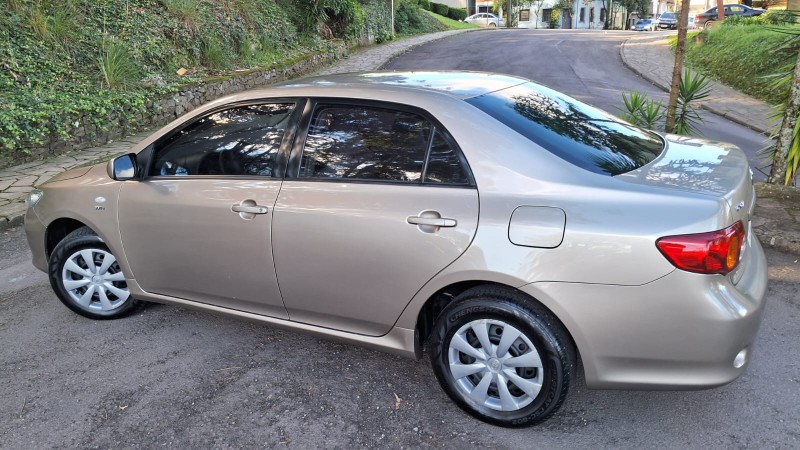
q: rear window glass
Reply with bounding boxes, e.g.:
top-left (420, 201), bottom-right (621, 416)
top-left (466, 83), bottom-right (664, 176)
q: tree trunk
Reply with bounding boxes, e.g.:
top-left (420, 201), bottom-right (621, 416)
top-left (717, 0), bottom-right (724, 21)
top-left (665, 0), bottom-right (692, 133)
top-left (767, 48), bottom-right (800, 185)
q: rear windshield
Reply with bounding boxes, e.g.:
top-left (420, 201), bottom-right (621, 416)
top-left (466, 83), bottom-right (664, 176)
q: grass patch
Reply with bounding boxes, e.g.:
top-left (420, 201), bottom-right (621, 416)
top-left (423, 10), bottom-right (479, 29)
top-left (682, 25), bottom-right (798, 105)
top-left (98, 38), bottom-right (142, 88)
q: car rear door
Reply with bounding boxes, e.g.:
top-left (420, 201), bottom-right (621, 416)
top-left (118, 101), bottom-right (302, 319)
top-left (271, 100), bottom-right (479, 336)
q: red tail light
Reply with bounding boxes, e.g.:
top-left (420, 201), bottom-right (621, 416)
top-left (656, 221), bottom-right (745, 275)
top-left (695, 15), bottom-right (701, 20)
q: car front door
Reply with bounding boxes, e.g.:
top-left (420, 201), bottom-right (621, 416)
top-left (118, 101), bottom-right (301, 318)
top-left (272, 101), bottom-right (479, 336)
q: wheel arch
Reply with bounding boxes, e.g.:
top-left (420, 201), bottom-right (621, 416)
top-left (45, 218), bottom-right (91, 261)
top-left (413, 280), bottom-right (579, 364)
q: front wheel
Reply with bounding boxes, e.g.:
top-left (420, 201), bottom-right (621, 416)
top-left (49, 226), bottom-right (138, 319)
top-left (429, 287), bottom-right (576, 427)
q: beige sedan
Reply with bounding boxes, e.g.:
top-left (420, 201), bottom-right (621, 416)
top-left (25, 72), bottom-right (767, 427)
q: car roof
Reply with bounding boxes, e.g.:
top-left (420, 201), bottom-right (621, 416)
top-left (273, 71), bottom-right (528, 100)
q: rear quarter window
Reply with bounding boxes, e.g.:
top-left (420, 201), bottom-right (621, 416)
top-left (466, 83), bottom-right (664, 176)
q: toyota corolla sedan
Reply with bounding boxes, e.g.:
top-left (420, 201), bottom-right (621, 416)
top-left (25, 71), bottom-right (767, 427)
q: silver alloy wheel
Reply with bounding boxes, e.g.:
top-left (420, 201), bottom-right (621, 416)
top-left (61, 248), bottom-right (129, 312)
top-left (448, 319), bottom-right (543, 412)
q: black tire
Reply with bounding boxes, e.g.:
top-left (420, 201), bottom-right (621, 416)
top-left (48, 226), bottom-right (139, 320)
top-left (429, 286), bottom-right (576, 427)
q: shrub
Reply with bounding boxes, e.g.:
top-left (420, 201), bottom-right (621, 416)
top-left (761, 10), bottom-right (798, 25)
top-left (447, 8), bottom-right (468, 21)
top-left (430, 1), bottom-right (449, 16)
top-left (549, 9), bottom-right (560, 28)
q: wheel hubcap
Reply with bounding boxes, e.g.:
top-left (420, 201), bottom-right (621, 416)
top-left (62, 248), bottom-right (129, 312)
top-left (447, 319), bottom-right (543, 412)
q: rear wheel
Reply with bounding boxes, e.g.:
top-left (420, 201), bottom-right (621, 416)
top-left (429, 286), bottom-right (576, 427)
top-left (704, 20), bottom-right (715, 29)
top-left (49, 226), bottom-right (138, 319)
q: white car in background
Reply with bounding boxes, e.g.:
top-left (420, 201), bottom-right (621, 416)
top-left (464, 12), bottom-right (505, 27)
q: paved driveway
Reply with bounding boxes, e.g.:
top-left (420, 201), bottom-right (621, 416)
top-left (1, 225), bottom-right (798, 447)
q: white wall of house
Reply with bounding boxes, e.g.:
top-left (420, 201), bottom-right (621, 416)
top-left (650, 0), bottom-right (673, 17)
top-left (437, 0), bottom-right (468, 8)
top-left (516, 0), bottom-right (558, 28)
top-left (516, 0), bottom-right (610, 29)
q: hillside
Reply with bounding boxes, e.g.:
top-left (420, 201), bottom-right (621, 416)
top-left (0, 0), bottom-right (444, 164)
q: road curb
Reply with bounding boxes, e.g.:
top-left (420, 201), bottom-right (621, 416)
top-left (0, 212), bottom-right (24, 232)
top-left (619, 36), bottom-right (771, 136)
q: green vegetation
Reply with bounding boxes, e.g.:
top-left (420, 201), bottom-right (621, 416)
top-left (679, 13), bottom-right (800, 184)
top-left (395, 1), bottom-right (447, 35)
top-left (0, 0), bottom-right (438, 163)
top-left (683, 22), bottom-right (799, 105)
top-left (424, 10), bottom-right (479, 30)
top-left (415, 0), bottom-right (469, 22)
top-left (620, 70), bottom-right (711, 135)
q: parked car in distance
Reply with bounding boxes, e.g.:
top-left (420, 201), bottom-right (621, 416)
top-left (695, 3), bottom-right (765, 28)
top-left (463, 12), bottom-right (505, 27)
top-left (25, 71), bottom-right (768, 428)
top-left (657, 11), bottom-right (678, 29)
top-left (634, 18), bottom-right (657, 31)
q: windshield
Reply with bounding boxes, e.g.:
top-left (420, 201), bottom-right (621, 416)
top-left (637, 20), bottom-right (650, 24)
top-left (466, 83), bottom-right (665, 176)
top-left (661, 13), bottom-right (675, 19)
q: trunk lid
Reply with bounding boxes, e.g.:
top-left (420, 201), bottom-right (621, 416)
top-left (616, 134), bottom-right (755, 227)
top-left (615, 135), bottom-right (756, 284)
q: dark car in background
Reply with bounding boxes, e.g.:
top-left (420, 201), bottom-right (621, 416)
top-left (657, 11), bottom-right (678, 29)
top-left (695, 3), bottom-right (765, 28)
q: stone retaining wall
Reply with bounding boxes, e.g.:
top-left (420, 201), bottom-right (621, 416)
top-left (4, 44), bottom-right (348, 170)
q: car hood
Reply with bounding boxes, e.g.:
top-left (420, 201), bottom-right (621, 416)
top-left (615, 134), bottom-right (753, 222)
top-left (40, 166), bottom-right (93, 186)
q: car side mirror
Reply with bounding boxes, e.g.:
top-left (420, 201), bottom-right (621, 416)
top-left (108, 153), bottom-right (138, 180)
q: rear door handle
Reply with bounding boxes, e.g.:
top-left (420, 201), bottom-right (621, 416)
top-left (232, 200), bottom-right (268, 219)
top-left (407, 210), bottom-right (457, 233)
top-left (232, 204), bottom-right (268, 214)
top-left (407, 216), bottom-right (457, 227)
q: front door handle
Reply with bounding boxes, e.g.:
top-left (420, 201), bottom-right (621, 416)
top-left (407, 210), bottom-right (457, 233)
top-left (232, 200), bottom-right (268, 219)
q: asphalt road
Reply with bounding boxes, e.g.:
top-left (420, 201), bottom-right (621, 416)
top-left (383, 29), bottom-right (773, 180)
top-left (2, 31), bottom-right (799, 448)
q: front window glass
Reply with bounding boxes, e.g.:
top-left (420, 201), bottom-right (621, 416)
top-left (300, 105), bottom-right (432, 182)
top-left (151, 103), bottom-right (295, 177)
top-left (466, 83), bottom-right (664, 176)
